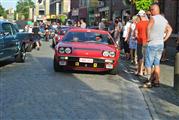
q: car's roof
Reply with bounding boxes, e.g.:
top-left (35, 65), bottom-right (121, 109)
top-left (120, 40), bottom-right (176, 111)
top-left (68, 28), bottom-right (109, 34)
top-left (0, 19), bottom-right (11, 24)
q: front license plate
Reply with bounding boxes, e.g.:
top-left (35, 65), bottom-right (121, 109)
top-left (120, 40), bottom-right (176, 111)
top-left (79, 58), bottom-right (93, 63)
top-left (106, 64), bottom-right (113, 69)
top-left (59, 61), bottom-right (67, 66)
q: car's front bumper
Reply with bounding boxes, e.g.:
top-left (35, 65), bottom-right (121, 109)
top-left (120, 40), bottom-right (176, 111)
top-left (55, 56), bottom-right (118, 72)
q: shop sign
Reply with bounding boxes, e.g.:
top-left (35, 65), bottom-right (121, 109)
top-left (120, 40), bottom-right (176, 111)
top-left (99, 7), bottom-right (109, 12)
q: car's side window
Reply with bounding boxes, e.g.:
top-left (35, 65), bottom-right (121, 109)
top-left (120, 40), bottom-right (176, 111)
top-left (11, 24), bottom-right (18, 35)
top-left (2, 23), bottom-right (13, 35)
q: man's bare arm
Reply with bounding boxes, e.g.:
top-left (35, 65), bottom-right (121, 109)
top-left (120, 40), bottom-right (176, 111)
top-left (164, 23), bottom-right (172, 41)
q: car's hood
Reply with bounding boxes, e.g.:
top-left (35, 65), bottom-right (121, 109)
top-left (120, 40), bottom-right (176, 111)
top-left (59, 42), bottom-right (116, 51)
top-left (56, 42), bottom-right (118, 57)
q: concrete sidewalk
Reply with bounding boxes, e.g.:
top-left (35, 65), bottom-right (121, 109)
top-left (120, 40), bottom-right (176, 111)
top-left (121, 48), bottom-right (179, 120)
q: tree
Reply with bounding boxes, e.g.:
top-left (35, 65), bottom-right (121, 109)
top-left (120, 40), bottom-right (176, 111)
top-left (16, 0), bottom-right (34, 19)
top-left (0, 4), bottom-right (7, 18)
top-left (133, 0), bottom-right (154, 11)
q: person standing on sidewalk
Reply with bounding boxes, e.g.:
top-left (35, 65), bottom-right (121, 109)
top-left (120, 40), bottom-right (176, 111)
top-left (122, 17), bottom-right (131, 60)
top-left (80, 19), bottom-right (87, 29)
top-left (135, 10), bottom-right (149, 76)
top-left (128, 16), bottom-right (138, 65)
top-left (114, 19), bottom-right (122, 48)
top-left (143, 3), bottom-right (172, 87)
top-left (98, 18), bottom-right (106, 30)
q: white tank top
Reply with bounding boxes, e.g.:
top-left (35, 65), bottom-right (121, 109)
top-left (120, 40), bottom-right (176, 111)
top-left (148, 15), bottom-right (168, 46)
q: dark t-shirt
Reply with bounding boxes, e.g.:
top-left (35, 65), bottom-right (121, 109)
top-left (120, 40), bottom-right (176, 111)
top-left (32, 27), bottom-right (39, 35)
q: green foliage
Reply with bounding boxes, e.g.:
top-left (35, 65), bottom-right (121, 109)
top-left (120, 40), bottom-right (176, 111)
top-left (0, 4), bottom-right (7, 18)
top-left (134, 0), bottom-right (154, 11)
top-left (16, 0), bottom-right (34, 19)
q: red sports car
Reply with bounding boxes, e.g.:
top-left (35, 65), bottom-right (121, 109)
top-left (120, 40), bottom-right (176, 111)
top-left (52, 26), bottom-right (78, 48)
top-left (53, 28), bottom-right (120, 74)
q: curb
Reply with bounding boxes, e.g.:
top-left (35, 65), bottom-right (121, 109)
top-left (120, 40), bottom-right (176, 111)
top-left (121, 59), bottom-right (160, 120)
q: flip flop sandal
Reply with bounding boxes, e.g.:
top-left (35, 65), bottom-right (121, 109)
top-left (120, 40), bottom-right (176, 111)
top-left (152, 83), bottom-right (160, 87)
top-left (139, 82), bottom-right (152, 88)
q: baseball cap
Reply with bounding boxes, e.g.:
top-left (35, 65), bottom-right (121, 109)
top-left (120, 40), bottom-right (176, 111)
top-left (137, 10), bottom-right (146, 16)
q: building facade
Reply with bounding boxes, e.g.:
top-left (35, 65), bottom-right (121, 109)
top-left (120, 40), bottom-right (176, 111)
top-left (50, 0), bottom-right (62, 16)
top-left (97, 0), bottom-right (129, 21)
top-left (49, 0), bottom-right (70, 22)
top-left (159, 0), bottom-right (179, 34)
top-left (34, 0), bottom-right (50, 21)
top-left (70, 0), bottom-right (79, 21)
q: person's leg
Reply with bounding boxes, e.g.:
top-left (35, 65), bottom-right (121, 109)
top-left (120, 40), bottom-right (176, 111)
top-left (139, 59), bottom-right (144, 75)
top-left (153, 65), bottom-right (160, 84)
top-left (142, 45), bottom-right (155, 87)
top-left (124, 41), bottom-right (130, 60)
top-left (152, 45), bottom-right (163, 86)
top-left (134, 49), bottom-right (138, 65)
top-left (130, 49), bottom-right (134, 63)
top-left (36, 41), bottom-right (40, 50)
top-left (136, 44), bottom-right (143, 75)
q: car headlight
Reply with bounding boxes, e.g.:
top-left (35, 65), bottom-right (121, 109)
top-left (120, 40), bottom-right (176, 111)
top-left (102, 51), bottom-right (115, 57)
top-left (109, 51), bottom-right (115, 57)
top-left (58, 47), bottom-right (72, 54)
top-left (59, 47), bottom-right (65, 54)
top-left (102, 51), bottom-right (109, 57)
top-left (65, 47), bottom-right (72, 54)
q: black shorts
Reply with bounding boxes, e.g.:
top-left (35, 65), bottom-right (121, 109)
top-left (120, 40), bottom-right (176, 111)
top-left (137, 44), bottom-right (146, 60)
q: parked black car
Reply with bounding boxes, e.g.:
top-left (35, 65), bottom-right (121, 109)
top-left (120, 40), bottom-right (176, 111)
top-left (0, 20), bottom-right (31, 62)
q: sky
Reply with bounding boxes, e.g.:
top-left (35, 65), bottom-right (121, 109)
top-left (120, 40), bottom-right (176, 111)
top-left (0, 0), bottom-right (19, 10)
top-left (0, 0), bottom-right (35, 10)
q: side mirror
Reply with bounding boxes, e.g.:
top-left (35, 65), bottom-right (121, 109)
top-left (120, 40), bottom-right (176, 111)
top-left (4, 32), bottom-right (10, 36)
top-left (0, 32), bottom-right (10, 38)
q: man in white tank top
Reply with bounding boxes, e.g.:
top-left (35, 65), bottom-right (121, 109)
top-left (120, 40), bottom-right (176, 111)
top-left (143, 3), bottom-right (172, 88)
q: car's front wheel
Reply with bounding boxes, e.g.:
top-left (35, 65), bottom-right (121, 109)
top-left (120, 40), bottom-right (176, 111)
top-left (109, 62), bottom-right (119, 75)
top-left (54, 58), bottom-right (63, 72)
top-left (52, 39), bottom-right (56, 48)
top-left (26, 43), bottom-right (33, 52)
top-left (15, 44), bottom-right (26, 63)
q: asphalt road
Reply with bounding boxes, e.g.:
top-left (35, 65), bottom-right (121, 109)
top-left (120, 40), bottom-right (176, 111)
top-left (0, 41), bottom-right (152, 120)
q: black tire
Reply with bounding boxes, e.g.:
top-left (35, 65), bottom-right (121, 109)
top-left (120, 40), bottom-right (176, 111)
top-left (52, 39), bottom-right (56, 48)
top-left (15, 45), bottom-right (26, 63)
top-left (26, 43), bottom-right (32, 52)
top-left (54, 58), bottom-right (63, 72)
top-left (109, 62), bottom-right (119, 75)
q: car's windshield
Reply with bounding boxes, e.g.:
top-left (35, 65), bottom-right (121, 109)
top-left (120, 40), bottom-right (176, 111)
top-left (63, 32), bottom-right (114, 45)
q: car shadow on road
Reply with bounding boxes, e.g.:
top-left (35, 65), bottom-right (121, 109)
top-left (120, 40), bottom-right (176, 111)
top-left (0, 58), bottom-right (15, 67)
top-left (22, 56), bottom-right (131, 119)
